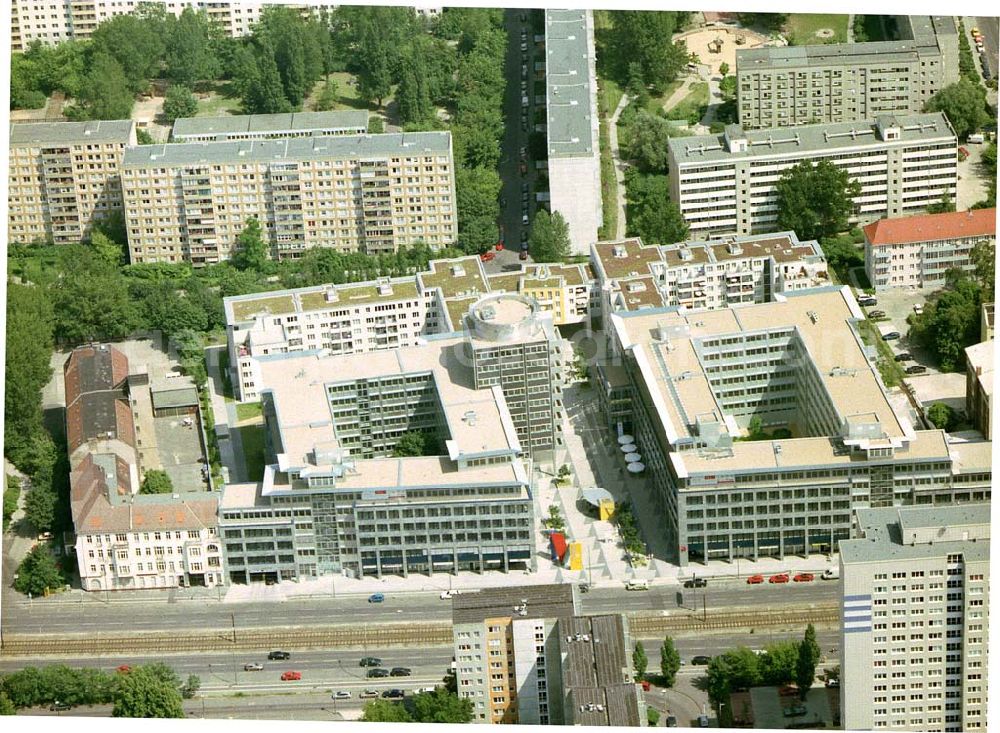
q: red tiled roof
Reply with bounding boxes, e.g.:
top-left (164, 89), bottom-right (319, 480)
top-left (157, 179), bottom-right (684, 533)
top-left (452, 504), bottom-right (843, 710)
top-left (864, 208), bottom-right (997, 246)
top-left (64, 345), bottom-right (135, 453)
top-left (70, 453), bottom-right (218, 534)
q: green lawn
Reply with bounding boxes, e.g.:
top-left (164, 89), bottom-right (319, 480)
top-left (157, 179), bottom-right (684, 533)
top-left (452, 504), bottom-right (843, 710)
top-left (196, 93), bottom-right (242, 117)
top-left (235, 402), bottom-right (263, 422)
top-left (785, 14), bottom-right (849, 45)
top-left (858, 319), bottom-right (906, 388)
top-left (665, 82), bottom-right (709, 123)
top-left (237, 425), bottom-right (266, 482)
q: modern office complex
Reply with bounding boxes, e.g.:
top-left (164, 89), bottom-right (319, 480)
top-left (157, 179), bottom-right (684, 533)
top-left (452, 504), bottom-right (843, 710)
top-left (218, 293), bottom-right (565, 582)
top-left (667, 113), bottom-right (957, 239)
top-left (171, 111), bottom-right (369, 143)
top-left (590, 233), bottom-right (829, 335)
top-left (965, 340), bottom-right (993, 440)
top-left (225, 256), bottom-right (588, 402)
top-left (452, 585), bottom-right (643, 726)
top-left (10, 1), bottom-right (340, 51)
top-left (8, 120), bottom-right (137, 245)
top-left (121, 131), bottom-right (457, 265)
top-left (736, 16), bottom-right (959, 129)
top-left (602, 286), bottom-right (992, 565)
top-left (839, 505), bottom-right (989, 732)
top-left (65, 344), bottom-right (224, 592)
top-left (544, 9), bottom-right (602, 253)
top-left (863, 208), bottom-right (996, 291)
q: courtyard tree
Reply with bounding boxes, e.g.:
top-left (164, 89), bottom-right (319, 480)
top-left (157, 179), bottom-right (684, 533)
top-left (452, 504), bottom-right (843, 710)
top-left (775, 160), bottom-right (861, 241)
top-left (163, 85), bottom-right (198, 121)
top-left (925, 78), bottom-right (989, 141)
top-left (660, 636), bottom-right (681, 687)
top-left (140, 470), bottom-right (174, 495)
top-left (13, 545), bottom-right (63, 597)
top-left (633, 641), bottom-right (648, 680)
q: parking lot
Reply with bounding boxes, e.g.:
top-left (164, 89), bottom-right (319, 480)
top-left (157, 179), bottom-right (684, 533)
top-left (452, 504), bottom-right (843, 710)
top-left (857, 287), bottom-right (941, 376)
top-left (957, 140), bottom-right (991, 211)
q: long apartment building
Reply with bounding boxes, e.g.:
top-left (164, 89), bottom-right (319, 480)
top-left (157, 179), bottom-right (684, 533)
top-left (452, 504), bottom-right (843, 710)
top-left (217, 296), bottom-right (564, 581)
top-left (668, 113), bottom-right (957, 239)
top-left (65, 344), bottom-right (224, 592)
top-left (452, 585), bottom-right (644, 726)
top-left (603, 287), bottom-right (991, 565)
top-left (839, 505), bottom-right (989, 732)
top-left (171, 111), bottom-right (369, 142)
top-left (10, 1), bottom-right (340, 51)
top-left (121, 131), bottom-right (457, 265)
top-left (863, 208), bottom-right (996, 291)
top-left (590, 233), bottom-right (829, 335)
top-left (736, 16), bottom-right (959, 129)
top-left (8, 120), bottom-right (136, 245)
top-left (544, 9), bottom-right (602, 253)
top-left (225, 256), bottom-right (590, 402)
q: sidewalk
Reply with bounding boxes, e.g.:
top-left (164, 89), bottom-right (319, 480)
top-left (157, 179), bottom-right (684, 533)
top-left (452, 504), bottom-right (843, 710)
top-left (205, 345), bottom-right (244, 483)
top-left (607, 92), bottom-right (631, 240)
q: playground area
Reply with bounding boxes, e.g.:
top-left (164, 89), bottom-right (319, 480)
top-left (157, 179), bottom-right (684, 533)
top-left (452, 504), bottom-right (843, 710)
top-left (678, 26), bottom-right (776, 76)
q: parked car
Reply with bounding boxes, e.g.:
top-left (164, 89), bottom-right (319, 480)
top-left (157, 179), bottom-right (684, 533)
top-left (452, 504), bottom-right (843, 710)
top-left (905, 365), bottom-right (927, 375)
top-left (821, 568), bottom-right (839, 580)
top-left (858, 296), bottom-right (877, 307)
top-left (579, 582), bottom-right (590, 593)
top-left (683, 577), bottom-right (707, 588)
top-left (116, 665), bottom-right (132, 674)
top-left (521, 213), bottom-right (529, 226)
top-left (640, 680), bottom-right (651, 691)
top-left (769, 573), bottom-right (790, 584)
top-left (519, 162), bottom-right (528, 175)
top-left (519, 251), bottom-right (528, 261)
top-left (360, 690), bottom-right (380, 699)
top-left (913, 303), bottom-right (924, 315)
top-left (382, 689), bottom-right (406, 699)
top-left (244, 662), bottom-right (264, 672)
top-left (332, 691), bottom-right (352, 699)
top-left (867, 310), bottom-right (886, 319)
top-left (36, 531), bottom-right (54, 541)
top-left (368, 593), bottom-right (385, 603)
top-left (747, 574), bottom-right (764, 584)
top-left (440, 590), bottom-right (456, 600)
top-left (359, 657), bottom-right (383, 667)
top-left (691, 655), bottom-right (712, 665)
top-left (793, 573), bottom-right (814, 583)
top-left (49, 701), bottom-right (72, 711)
top-left (268, 651), bottom-right (290, 660)
top-left (894, 352), bottom-right (913, 362)
top-left (698, 714), bottom-right (710, 727)
top-left (280, 671), bottom-right (301, 681)
top-left (825, 678), bottom-right (840, 688)
top-left (367, 668), bottom-right (390, 678)
top-left (390, 667), bottom-right (412, 677)
top-left (666, 715), bottom-right (678, 727)
top-left (520, 42), bottom-right (528, 52)
top-left (480, 251), bottom-right (495, 262)
top-left (881, 331), bottom-right (900, 341)
top-left (778, 685), bottom-right (799, 697)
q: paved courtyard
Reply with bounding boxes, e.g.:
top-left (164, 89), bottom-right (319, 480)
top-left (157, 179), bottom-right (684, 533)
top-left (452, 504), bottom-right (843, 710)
top-left (957, 140), bottom-right (991, 210)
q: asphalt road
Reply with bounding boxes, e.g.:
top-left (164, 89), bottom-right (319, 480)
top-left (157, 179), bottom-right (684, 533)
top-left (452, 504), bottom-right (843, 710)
top-left (975, 16), bottom-right (999, 80)
top-left (1, 577), bottom-right (841, 635)
top-left (499, 9), bottom-right (538, 255)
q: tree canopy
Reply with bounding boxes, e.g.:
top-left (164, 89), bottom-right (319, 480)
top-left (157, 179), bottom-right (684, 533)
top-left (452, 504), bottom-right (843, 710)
top-left (908, 269), bottom-right (985, 371)
top-left (625, 171), bottom-right (689, 245)
top-left (659, 636), bottom-right (681, 687)
top-left (232, 218), bottom-right (270, 272)
top-left (111, 665), bottom-right (185, 718)
top-left (632, 641), bottom-right (648, 680)
top-left (163, 84), bottom-right (198, 121)
top-left (775, 160), bottom-right (861, 241)
top-left (606, 12), bottom-right (690, 94)
top-left (925, 78), bottom-right (989, 141)
top-left (13, 545), bottom-right (63, 597)
top-left (141, 470), bottom-right (175, 495)
top-left (529, 210), bottom-right (572, 263)
top-left (619, 109), bottom-right (673, 173)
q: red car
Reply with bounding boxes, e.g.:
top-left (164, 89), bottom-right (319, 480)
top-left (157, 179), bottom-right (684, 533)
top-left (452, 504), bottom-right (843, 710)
top-left (495, 242), bottom-right (504, 251)
top-left (116, 665), bottom-right (132, 674)
top-left (793, 573), bottom-right (814, 583)
top-left (769, 573), bottom-right (790, 584)
top-left (281, 671), bottom-right (302, 681)
top-left (778, 685), bottom-right (799, 697)
top-left (746, 574), bottom-right (764, 585)
top-left (480, 251), bottom-right (495, 262)
top-left (640, 680), bottom-right (651, 691)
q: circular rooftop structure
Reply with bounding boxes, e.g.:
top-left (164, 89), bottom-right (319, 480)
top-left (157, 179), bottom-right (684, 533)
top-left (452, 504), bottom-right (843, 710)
top-left (468, 293), bottom-right (542, 342)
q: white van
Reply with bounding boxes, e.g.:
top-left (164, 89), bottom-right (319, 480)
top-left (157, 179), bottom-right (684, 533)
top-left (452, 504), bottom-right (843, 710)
top-left (969, 133), bottom-right (985, 144)
top-left (625, 579), bottom-right (650, 591)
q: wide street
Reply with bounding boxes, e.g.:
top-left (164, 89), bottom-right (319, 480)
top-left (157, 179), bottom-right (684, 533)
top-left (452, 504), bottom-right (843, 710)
top-left (3, 628), bottom-right (841, 722)
top-left (0, 576), bottom-right (840, 636)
